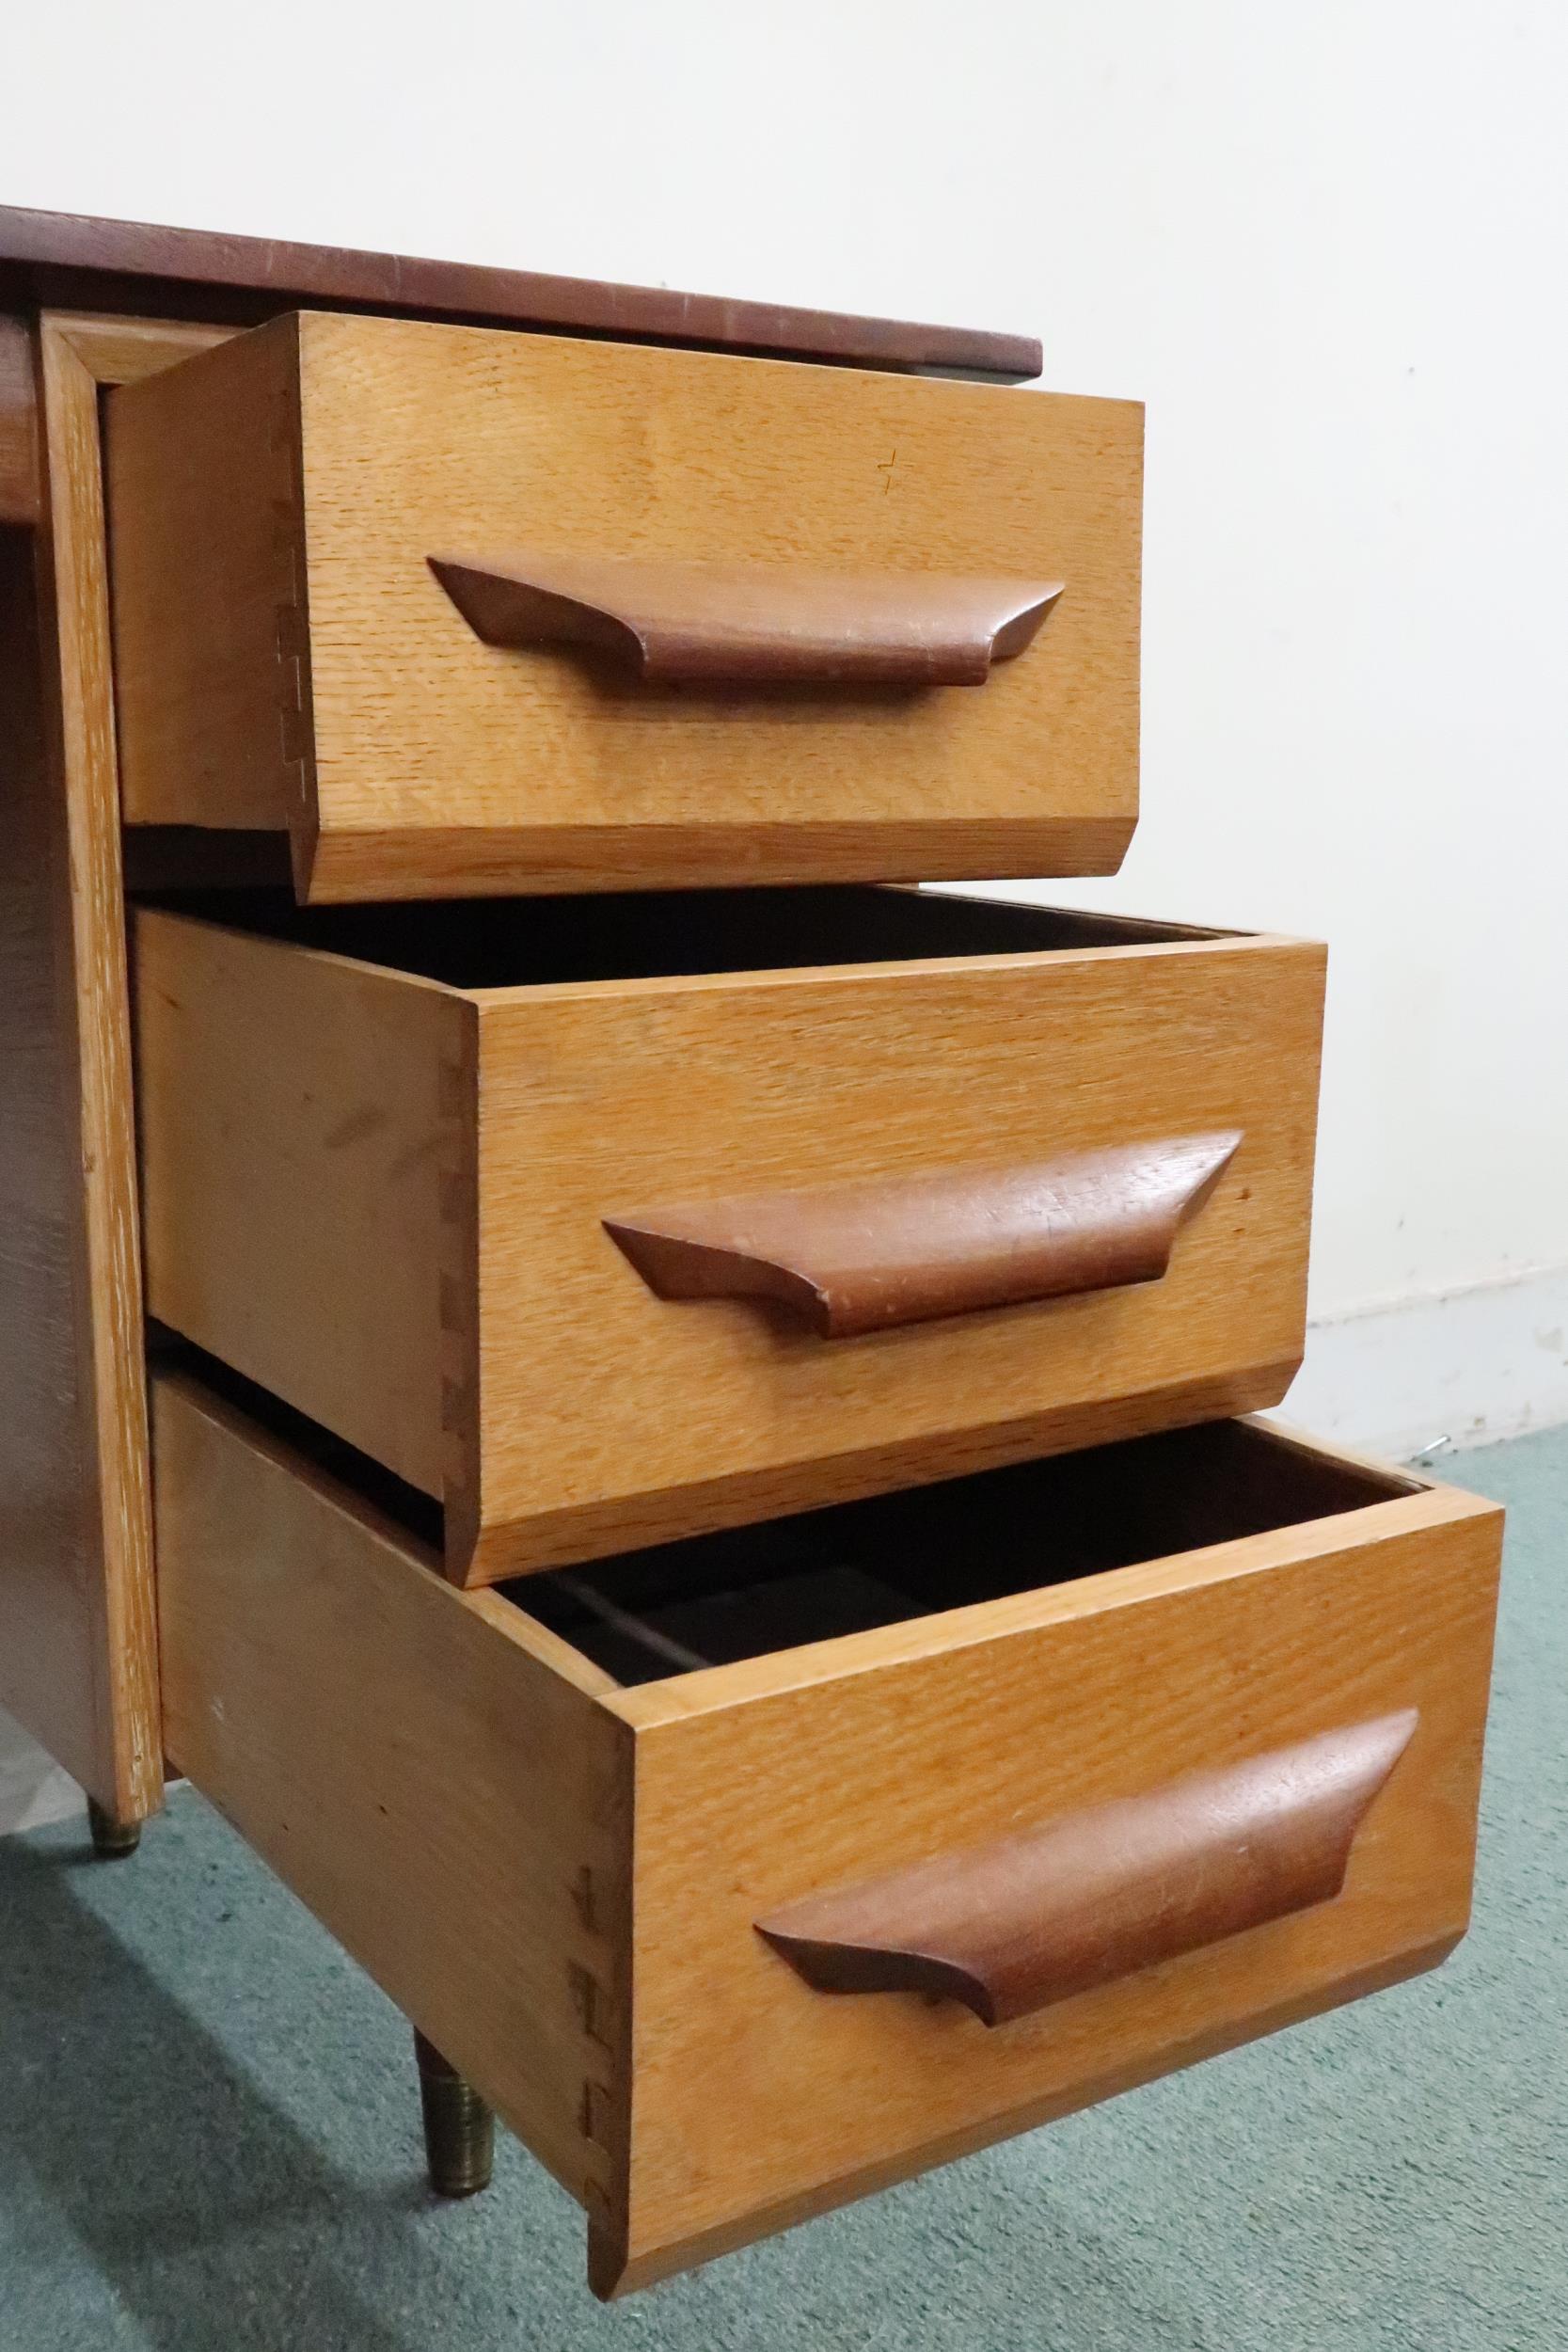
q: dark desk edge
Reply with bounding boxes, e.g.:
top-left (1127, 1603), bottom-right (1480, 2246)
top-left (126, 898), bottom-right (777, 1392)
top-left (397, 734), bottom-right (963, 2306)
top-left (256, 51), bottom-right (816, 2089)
top-left (0, 202), bottom-right (1041, 380)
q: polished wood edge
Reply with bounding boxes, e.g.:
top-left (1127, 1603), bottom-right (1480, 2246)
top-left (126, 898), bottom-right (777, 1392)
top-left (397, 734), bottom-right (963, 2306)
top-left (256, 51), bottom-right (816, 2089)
top-left (755, 1711), bottom-right (1418, 2023)
top-left (0, 315), bottom-right (38, 523)
top-left (0, 205), bottom-right (1042, 378)
top-left (604, 1135), bottom-right (1241, 1337)
top-left (299, 813), bottom-right (1141, 903)
top-left (464, 928), bottom-right (1321, 1018)
top-left (430, 553), bottom-right (1064, 686)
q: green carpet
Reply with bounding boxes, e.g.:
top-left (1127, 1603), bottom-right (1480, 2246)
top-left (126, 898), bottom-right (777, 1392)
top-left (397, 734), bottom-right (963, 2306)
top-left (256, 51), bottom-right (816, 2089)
top-left (2, 1426), bottom-right (1562, 2350)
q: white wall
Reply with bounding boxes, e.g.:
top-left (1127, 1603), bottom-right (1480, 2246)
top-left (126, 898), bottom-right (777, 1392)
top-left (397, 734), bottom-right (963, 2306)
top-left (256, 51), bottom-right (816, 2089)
top-left (3, 0), bottom-right (1565, 1833)
top-left (6, 1), bottom-right (1566, 1438)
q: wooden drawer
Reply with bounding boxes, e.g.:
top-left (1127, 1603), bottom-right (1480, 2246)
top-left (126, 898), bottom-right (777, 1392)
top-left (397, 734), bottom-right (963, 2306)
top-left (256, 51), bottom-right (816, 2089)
top-left (152, 1371), bottom-right (1503, 2296)
top-left (105, 311), bottom-right (1141, 900)
top-left (132, 889), bottom-right (1325, 1586)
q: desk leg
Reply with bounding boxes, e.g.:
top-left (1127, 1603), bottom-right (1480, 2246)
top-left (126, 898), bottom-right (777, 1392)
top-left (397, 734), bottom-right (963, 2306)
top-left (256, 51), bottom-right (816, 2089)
top-left (86, 1798), bottom-right (141, 1858)
top-left (414, 2028), bottom-right (494, 2197)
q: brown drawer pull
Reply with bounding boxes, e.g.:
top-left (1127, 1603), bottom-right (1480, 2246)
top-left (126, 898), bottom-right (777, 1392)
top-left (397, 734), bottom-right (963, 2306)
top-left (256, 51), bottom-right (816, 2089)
top-left (429, 551), bottom-right (1063, 687)
top-left (757, 1712), bottom-right (1418, 2026)
top-left (603, 1134), bottom-right (1241, 1338)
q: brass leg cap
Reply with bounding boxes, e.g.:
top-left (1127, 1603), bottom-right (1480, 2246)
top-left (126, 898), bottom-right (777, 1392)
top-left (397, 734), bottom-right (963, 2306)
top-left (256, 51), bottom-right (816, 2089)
top-left (87, 1799), bottom-right (141, 1859)
top-left (414, 2029), bottom-right (495, 2198)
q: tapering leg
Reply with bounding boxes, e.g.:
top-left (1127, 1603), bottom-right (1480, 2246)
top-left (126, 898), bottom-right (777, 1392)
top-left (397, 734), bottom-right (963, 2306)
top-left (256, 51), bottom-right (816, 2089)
top-left (86, 1799), bottom-right (141, 1858)
top-left (414, 2028), bottom-right (495, 2198)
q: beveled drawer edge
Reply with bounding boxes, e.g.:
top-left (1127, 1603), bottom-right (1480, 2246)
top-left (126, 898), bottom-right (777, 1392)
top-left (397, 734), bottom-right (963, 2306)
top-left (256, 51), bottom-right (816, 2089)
top-left (132, 892), bottom-right (1323, 1015)
top-left (467, 923), bottom-right (1325, 1014)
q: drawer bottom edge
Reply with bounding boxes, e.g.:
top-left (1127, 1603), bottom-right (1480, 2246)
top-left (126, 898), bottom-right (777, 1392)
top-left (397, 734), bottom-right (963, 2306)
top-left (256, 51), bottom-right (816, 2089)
top-left (457, 1353), bottom-right (1308, 1585)
top-left (594, 1925), bottom-right (1465, 2299)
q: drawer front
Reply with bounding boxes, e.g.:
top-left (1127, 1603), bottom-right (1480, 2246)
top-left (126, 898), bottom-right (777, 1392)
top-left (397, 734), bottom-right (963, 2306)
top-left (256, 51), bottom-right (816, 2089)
top-left (609, 1455), bottom-right (1501, 2291)
top-left (152, 1375), bottom-right (1502, 2298)
top-left (108, 311), bottom-right (1142, 899)
top-left (134, 908), bottom-right (1325, 1585)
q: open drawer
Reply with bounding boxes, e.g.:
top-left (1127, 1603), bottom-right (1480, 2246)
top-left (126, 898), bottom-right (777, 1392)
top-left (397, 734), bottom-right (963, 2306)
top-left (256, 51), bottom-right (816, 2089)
top-left (105, 310), bottom-right (1141, 900)
top-left (133, 888), bottom-right (1325, 1584)
top-left (152, 1370), bottom-right (1503, 2296)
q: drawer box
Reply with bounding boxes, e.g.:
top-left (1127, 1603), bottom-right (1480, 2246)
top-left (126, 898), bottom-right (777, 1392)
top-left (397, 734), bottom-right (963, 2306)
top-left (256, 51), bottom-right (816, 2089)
top-left (132, 889), bottom-right (1325, 1585)
top-left (152, 1371), bottom-right (1503, 2296)
top-left (106, 311), bottom-right (1141, 900)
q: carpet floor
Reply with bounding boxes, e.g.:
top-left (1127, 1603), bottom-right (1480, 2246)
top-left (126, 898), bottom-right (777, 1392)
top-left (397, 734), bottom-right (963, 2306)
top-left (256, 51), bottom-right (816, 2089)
top-left (1, 1425), bottom-right (1562, 2350)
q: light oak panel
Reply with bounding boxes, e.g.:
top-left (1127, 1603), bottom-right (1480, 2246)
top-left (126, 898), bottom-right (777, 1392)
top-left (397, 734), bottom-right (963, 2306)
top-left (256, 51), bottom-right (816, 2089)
top-left (107, 311), bottom-right (1143, 898)
top-left (152, 1372), bottom-right (633, 2224)
top-left (131, 909), bottom-right (1324, 1584)
top-left (0, 313), bottom-right (239, 1820)
top-left (134, 913), bottom-right (469, 1501)
top-left (0, 519), bottom-right (113, 1792)
top-left (31, 319), bottom-right (163, 1817)
top-left (605, 1465), bottom-right (1502, 2291)
top-left (0, 314), bottom-right (228, 1818)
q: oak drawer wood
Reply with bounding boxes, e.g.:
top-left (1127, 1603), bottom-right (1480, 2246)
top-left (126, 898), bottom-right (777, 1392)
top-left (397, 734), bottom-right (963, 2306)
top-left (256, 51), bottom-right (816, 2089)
top-left (152, 1373), bottom-right (1503, 2296)
top-left (132, 890), bottom-right (1325, 1585)
top-left (105, 311), bottom-right (1141, 899)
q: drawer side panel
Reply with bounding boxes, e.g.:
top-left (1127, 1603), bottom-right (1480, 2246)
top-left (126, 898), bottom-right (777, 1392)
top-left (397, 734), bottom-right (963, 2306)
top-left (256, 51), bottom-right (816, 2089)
top-left (152, 1373), bottom-right (633, 2221)
top-left (108, 317), bottom-right (309, 834)
top-left (135, 909), bottom-right (468, 1501)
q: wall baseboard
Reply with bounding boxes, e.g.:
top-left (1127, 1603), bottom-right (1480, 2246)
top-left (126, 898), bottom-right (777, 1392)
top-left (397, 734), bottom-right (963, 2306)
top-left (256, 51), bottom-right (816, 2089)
top-left (1286, 1263), bottom-right (1568, 1463)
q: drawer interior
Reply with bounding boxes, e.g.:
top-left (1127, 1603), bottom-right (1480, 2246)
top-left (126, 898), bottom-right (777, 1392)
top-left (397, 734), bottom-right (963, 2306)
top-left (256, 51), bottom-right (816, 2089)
top-left (168, 1344), bottom-right (1418, 1695)
top-left (504, 1421), bottom-right (1421, 1687)
top-left (150, 1363), bottom-right (1496, 2297)
top-left (134, 881), bottom-right (1225, 989)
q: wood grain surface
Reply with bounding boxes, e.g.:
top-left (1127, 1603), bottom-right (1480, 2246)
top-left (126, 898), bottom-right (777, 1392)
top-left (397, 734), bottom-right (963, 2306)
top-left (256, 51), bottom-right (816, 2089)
top-left (0, 316), bottom-right (37, 522)
top-left (143, 1370), bottom-right (1503, 2295)
top-left (603, 1443), bottom-right (1502, 2291)
top-left (0, 201), bottom-right (1042, 378)
top-left (133, 909), bottom-right (468, 1501)
top-left (0, 320), bottom-right (166, 1820)
top-left (130, 907), bottom-right (1323, 1584)
top-left (0, 314), bottom-right (241, 1816)
top-left (0, 520), bottom-right (119, 1798)
top-left (152, 1370), bottom-right (633, 2226)
top-left (107, 312), bottom-right (1142, 898)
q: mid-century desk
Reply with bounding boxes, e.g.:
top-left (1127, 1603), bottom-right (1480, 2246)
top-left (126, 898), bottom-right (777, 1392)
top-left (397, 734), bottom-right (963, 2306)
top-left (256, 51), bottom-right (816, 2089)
top-left (0, 205), bottom-right (1501, 2296)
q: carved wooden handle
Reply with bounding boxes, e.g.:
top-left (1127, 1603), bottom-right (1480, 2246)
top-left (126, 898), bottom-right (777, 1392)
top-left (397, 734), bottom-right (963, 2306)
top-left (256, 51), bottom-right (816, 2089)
top-left (429, 551), bottom-right (1063, 686)
top-left (604, 1134), bottom-right (1241, 1338)
top-left (757, 1712), bottom-right (1418, 2026)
